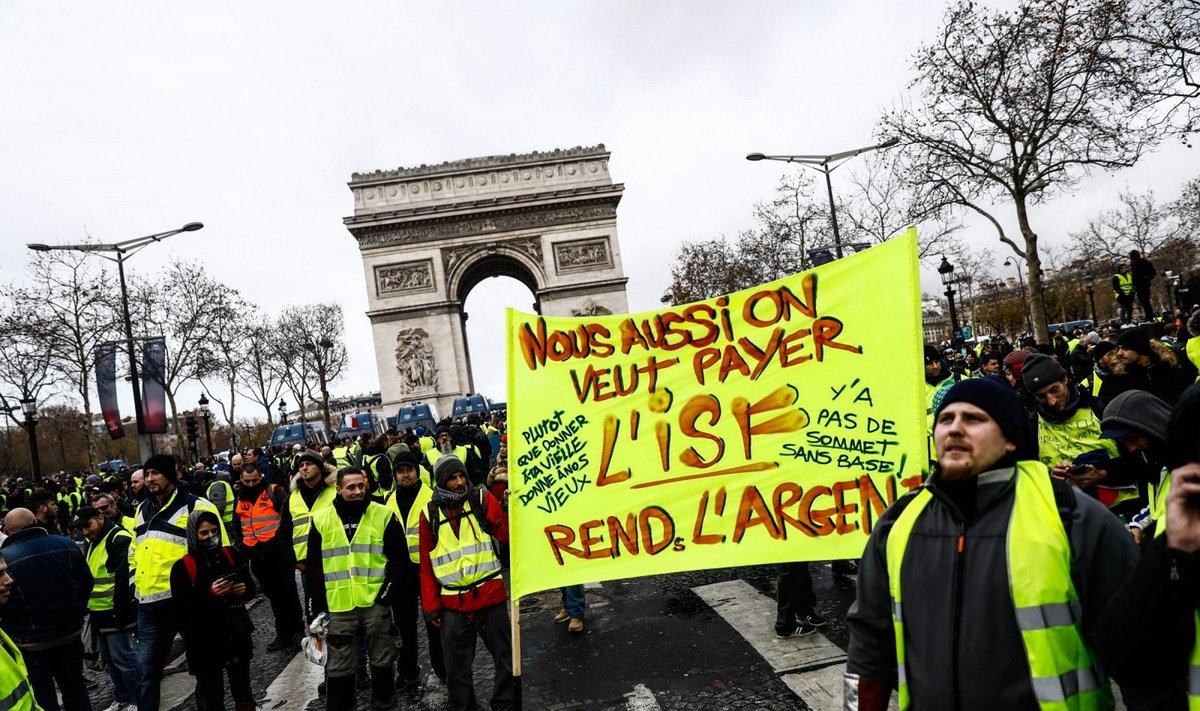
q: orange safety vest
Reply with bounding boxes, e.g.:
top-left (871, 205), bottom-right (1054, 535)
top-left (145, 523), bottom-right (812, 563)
top-left (234, 485), bottom-right (282, 547)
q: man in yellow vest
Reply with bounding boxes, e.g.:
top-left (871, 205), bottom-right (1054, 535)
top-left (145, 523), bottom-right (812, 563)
top-left (232, 461), bottom-right (302, 651)
top-left (1095, 382), bottom-right (1200, 706)
top-left (384, 451), bottom-right (444, 689)
top-left (418, 455), bottom-right (512, 711)
top-left (1114, 265), bottom-right (1135, 325)
top-left (75, 505), bottom-right (138, 710)
top-left (280, 450), bottom-right (336, 580)
top-left (845, 379), bottom-right (1142, 710)
top-left (306, 467), bottom-right (406, 711)
top-left (132, 454), bottom-right (225, 711)
top-left (0, 554), bottom-right (39, 711)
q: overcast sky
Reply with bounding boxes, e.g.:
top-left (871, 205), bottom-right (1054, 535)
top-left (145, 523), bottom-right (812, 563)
top-left (1, 2), bottom-right (1194, 422)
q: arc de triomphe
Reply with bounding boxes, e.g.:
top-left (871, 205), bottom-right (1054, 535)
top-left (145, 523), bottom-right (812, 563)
top-left (344, 144), bottom-right (630, 417)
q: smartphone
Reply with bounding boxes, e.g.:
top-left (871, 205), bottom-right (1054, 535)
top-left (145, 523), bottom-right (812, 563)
top-left (1067, 464), bottom-right (1089, 476)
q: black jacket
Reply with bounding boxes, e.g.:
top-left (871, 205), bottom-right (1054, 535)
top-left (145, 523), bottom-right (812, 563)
top-left (0, 527), bottom-right (92, 649)
top-left (846, 465), bottom-right (1142, 710)
top-left (169, 546), bottom-right (256, 674)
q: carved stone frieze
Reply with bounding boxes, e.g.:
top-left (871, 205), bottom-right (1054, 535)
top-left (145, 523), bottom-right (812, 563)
top-left (442, 237), bottom-right (544, 279)
top-left (554, 237), bottom-right (612, 274)
top-left (354, 201), bottom-right (617, 249)
top-left (570, 298), bottom-right (613, 317)
top-left (351, 144), bottom-right (608, 183)
top-left (394, 328), bottom-right (439, 395)
top-left (375, 260), bottom-right (435, 296)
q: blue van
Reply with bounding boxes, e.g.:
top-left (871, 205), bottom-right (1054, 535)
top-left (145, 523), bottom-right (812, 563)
top-left (451, 393), bottom-right (490, 421)
top-left (397, 402), bottom-right (439, 435)
top-left (270, 423), bottom-right (330, 449)
top-left (336, 412), bottom-right (386, 440)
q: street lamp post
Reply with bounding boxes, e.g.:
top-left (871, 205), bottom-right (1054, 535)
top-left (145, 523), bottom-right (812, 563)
top-left (1004, 257), bottom-right (1032, 335)
top-left (278, 398), bottom-right (287, 425)
top-left (20, 397), bottom-right (40, 481)
top-left (27, 222), bottom-right (204, 464)
top-left (198, 394), bottom-right (213, 459)
top-left (939, 256), bottom-right (962, 351)
top-left (746, 138), bottom-right (899, 260)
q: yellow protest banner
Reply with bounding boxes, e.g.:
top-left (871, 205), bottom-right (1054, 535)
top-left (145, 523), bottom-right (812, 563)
top-left (506, 229), bottom-right (925, 599)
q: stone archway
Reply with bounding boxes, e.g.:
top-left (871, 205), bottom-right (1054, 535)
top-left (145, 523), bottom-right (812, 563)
top-left (344, 145), bottom-right (630, 417)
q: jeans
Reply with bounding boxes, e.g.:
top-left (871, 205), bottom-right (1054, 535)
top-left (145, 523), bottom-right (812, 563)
top-left (1136, 287), bottom-right (1154, 321)
top-left (561, 585), bottom-right (586, 620)
top-left (393, 571), bottom-right (445, 682)
top-left (775, 562), bottom-right (815, 632)
top-left (24, 637), bottom-right (92, 711)
top-left (136, 600), bottom-right (178, 711)
top-left (441, 605), bottom-right (513, 711)
top-left (98, 629), bottom-right (139, 704)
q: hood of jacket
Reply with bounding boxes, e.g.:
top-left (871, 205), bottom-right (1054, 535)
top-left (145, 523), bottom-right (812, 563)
top-left (1102, 389), bottom-right (1172, 445)
top-left (1167, 383), bottom-right (1200, 469)
top-left (185, 508), bottom-right (222, 553)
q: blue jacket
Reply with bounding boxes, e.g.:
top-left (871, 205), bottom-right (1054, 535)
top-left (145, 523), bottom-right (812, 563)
top-left (0, 527), bottom-right (92, 649)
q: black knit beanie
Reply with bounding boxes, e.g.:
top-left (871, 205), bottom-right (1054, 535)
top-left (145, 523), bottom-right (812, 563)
top-left (143, 454), bottom-right (179, 482)
top-left (934, 378), bottom-right (1024, 449)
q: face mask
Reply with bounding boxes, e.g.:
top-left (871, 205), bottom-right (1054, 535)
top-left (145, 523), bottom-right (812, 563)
top-left (196, 535), bottom-right (220, 551)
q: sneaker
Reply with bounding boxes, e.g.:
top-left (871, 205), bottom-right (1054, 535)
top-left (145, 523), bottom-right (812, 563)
top-left (568, 618), bottom-right (584, 633)
top-left (553, 608), bottom-right (570, 624)
top-left (803, 612), bottom-right (828, 628)
top-left (775, 621), bottom-right (817, 638)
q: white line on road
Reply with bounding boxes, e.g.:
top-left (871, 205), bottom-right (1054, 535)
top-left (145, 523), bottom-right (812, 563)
top-left (692, 579), bottom-right (874, 711)
top-left (256, 649), bottom-right (324, 710)
top-left (625, 683), bottom-right (662, 711)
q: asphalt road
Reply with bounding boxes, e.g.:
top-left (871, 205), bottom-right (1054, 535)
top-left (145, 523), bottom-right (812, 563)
top-left (85, 563), bottom-right (859, 710)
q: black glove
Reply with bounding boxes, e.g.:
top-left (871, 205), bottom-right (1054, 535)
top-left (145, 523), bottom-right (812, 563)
top-left (375, 580), bottom-right (394, 607)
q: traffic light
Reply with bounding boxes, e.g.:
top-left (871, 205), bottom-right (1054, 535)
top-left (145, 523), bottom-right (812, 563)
top-left (186, 416), bottom-right (199, 441)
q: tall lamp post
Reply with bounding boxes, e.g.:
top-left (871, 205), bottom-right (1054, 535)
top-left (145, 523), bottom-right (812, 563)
top-left (20, 397), bottom-right (40, 481)
top-left (278, 398), bottom-right (287, 425)
top-left (198, 393), bottom-right (214, 459)
top-left (27, 222), bottom-right (204, 464)
top-left (938, 256), bottom-right (962, 350)
top-left (746, 138), bottom-right (899, 260)
top-left (1004, 257), bottom-right (1032, 335)
top-left (1084, 273), bottom-right (1098, 325)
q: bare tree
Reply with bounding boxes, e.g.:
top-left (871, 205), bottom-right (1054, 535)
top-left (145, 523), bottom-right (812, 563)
top-left (0, 309), bottom-right (62, 478)
top-left (3, 248), bottom-right (118, 470)
top-left (275, 304), bottom-right (349, 431)
top-left (200, 294), bottom-right (253, 429)
top-left (1127, 0), bottom-right (1200, 134)
top-left (236, 314), bottom-right (285, 424)
top-left (884, 0), bottom-right (1182, 342)
top-left (841, 151), bottom-right (963, 259)
top-left (1070, 186), bottom-right (1184, 260)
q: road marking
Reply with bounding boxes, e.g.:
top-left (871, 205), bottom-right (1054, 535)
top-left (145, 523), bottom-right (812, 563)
top-left (625, 683), bottom-right (662, 711)
top-left (257, 649), bottom-right (324, 710)
top-left (691, 579), bottom-right (846, 672)
top-left (693, 579), bottom-right (890, 711)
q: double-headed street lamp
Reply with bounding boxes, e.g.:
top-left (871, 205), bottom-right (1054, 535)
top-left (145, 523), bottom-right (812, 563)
top-left (278, 398), bottom-right (288, 425)
top-left (28, 222), bottom-right (204, 463)
top-left (1003, 257), bottom-right (1033, 334)
top-left (20, 397), bottom-right (40, 480)
top-left (938, 256), bottom-right (962, 350)
top-left (746, 138), bottom-right (899, 260)
top-left (198, 393), bottom-right (214, 459)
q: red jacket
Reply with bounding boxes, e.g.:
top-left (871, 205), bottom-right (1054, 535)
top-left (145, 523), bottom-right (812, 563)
top-left (419, 483), bottom-right (509, 618)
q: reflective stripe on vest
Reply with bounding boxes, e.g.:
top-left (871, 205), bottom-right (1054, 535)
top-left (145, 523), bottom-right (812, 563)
top-left (235, 486), bottom-right (282, 547)
top-left (0, 628), bottom-right (36, 711)
top-left (1037, 407), bottom-right (1119, 470)
top-left (311, 502), bottom-right (391, 613)
top-left (134, 490), bottom-right (226, 603)
top-left (1113, 273), bottom-right (1133, 297)
top-left (429, 495), bottom-right (502, 594)
top-left (87, 525), bottom-right (132, 612)
top-left (288, 485), bottom-right (336, 562)
top-left (385, 484), bottom-right (433, 564)
top-left (206, 480), bottom-right (234, 524)
top-left (886, 461), bottom-right (1113, 711)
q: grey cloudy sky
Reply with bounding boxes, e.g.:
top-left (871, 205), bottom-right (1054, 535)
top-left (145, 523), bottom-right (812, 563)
top-left (1, 2), bottom-right (1194, 421)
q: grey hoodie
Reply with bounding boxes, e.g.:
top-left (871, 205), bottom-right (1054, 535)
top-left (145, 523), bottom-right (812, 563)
top-left (1102, 389), bottom-right (1172, 444)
